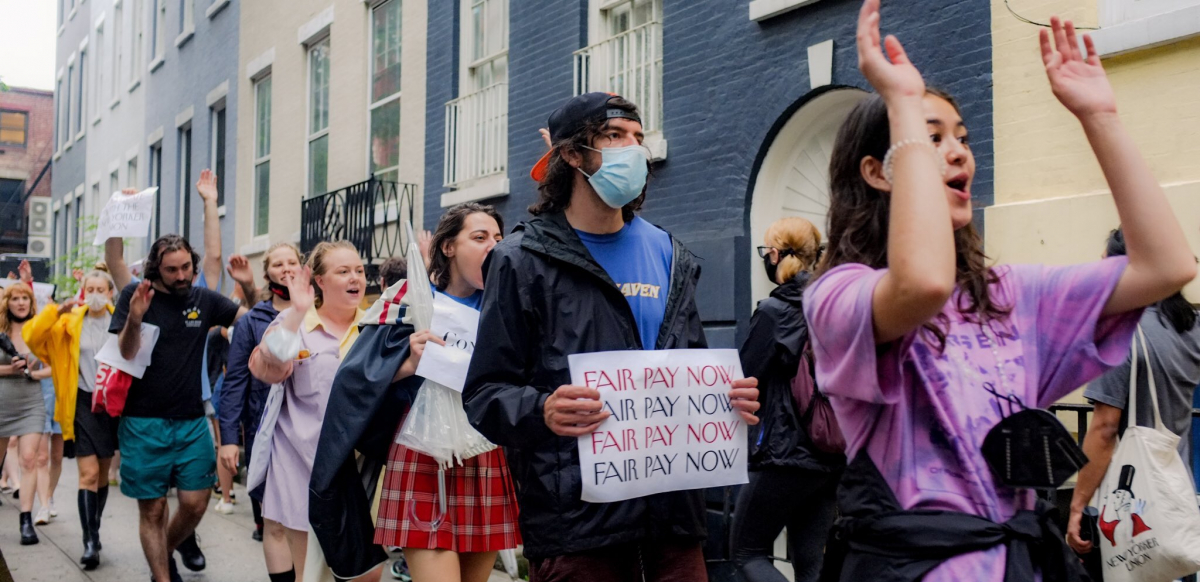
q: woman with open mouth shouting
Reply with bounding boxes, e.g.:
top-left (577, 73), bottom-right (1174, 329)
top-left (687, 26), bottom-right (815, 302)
top-left (803, 1), bottom-right (1197, 581)
top-left (249, 240), bottom-right (368, 582)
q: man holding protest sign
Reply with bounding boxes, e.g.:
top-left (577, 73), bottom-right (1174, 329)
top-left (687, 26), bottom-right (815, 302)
top-left (463, 92), bottom-right (759, 581)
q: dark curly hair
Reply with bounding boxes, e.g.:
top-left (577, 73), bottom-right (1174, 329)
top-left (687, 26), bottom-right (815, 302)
top-left (143, 234), bottom-right (200, 283)
top-left (819, 88), bottom-right (1010, 350)
top-left (428, 203), bottom-right (504, 290)
top-left (529, 96), bottom-right (646, 222)
top-left (1107, 227), bottom-right (1197, 333)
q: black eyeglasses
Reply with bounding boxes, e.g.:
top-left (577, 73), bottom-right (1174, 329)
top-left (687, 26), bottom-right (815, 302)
top-left (756, 246), bottom-right (775, 258)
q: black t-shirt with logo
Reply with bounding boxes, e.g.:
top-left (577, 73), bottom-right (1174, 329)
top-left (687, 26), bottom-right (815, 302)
top-left (110, 282), bottom-right (240, 419)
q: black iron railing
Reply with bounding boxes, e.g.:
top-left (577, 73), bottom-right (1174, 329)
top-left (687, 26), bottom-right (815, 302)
top-left (300, 177), bottom-right (416, 290)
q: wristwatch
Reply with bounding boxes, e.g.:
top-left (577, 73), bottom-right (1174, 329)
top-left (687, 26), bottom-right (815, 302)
top-left (22, 367), bottom-right (33, 381)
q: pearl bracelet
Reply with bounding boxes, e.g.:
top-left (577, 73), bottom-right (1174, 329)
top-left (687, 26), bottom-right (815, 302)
top-left (882, 138), bottom-right (946, 185)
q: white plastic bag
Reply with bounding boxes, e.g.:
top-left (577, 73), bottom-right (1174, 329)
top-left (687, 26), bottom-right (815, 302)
top-left (393, 222), bottom-right (496, 469)
top-left (1095, 326), bottom-right (1200, 582)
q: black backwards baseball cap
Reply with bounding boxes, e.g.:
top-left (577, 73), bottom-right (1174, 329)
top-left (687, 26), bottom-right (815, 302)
top-left (530, 92), bottom-right (641, 182)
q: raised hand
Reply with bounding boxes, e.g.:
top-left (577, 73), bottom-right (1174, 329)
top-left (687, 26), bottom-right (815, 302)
top-left (18, 260), bottom-right (32, 284)
top-left (226, 254), bottom-right (254, 287)
top-left (539, 128), bottom-right (552, 149)
top-left (1040, 17), bottom-right (1116, 119)
top-left (57, 297), bottom-right (82, 316)
top-left (129, 279), bottom-right (155, 320)
top-left (856, 0), bottom-right (925, 104)
top-left (196, 168), bottom-right (219, 204)
top-left (121, 188), bottom-right (137, 196)
top-left (287, 266), bottom-right (316, 314)
top-left (417, 230), bottom-right (433, 267)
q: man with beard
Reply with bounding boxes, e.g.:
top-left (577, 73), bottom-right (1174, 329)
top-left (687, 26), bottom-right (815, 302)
top-left (111, 234), bottom-right (255, 582)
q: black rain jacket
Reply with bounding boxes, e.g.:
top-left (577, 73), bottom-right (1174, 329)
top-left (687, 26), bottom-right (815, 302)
top-left (462, 211), bottom-right (708, 561)
top-left (308, 320), bottom-right (422, 580)
top-left (740, 272), bottom-right (845, 472)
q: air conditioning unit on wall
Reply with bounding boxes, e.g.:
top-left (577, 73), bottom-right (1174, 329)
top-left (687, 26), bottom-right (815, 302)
top-left (27, 235), bottom-right (51, 258)
top-left (27, 197), bottom-right (51, 237)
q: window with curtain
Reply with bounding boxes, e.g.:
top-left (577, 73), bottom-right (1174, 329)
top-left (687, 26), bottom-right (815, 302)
top-left (308, 37), bottom-right (330, 197)
top-left (254, 75), bottom-right (272, 236)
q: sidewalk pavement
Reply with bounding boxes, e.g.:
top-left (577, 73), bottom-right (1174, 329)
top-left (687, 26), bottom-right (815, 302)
top-left (0, 457), bottom-right (515, 582)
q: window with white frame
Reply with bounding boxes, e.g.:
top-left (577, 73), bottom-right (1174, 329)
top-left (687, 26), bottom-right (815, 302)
top-left (109, 170), bottom-right (119, 199)
top-left (178, 124), bottom-right (192, 240)
top-left (127, 158), bottom-right (137, 188)
top-left (113, 2), bottom-right (124, 99)
top-left (307, 37), bottom-right (330, 197)
top-left (149, 142), bottom-right (163, 238)
top-left (91, 183), bottom-right (101, 217)
top-left (253, 75), bottom-right (272, 236)
top-left (444, 0), bottom-right (508, 189)
top-left (576, 0), bottom-right (664, 154)
top-left (65, 61), bottom-right (75, 139)
top-left (179, 0), bottom-right (194, 34)
top-left (152, 0), bottom-right (167, 63)
top-left (76, 49), bottom-right (87, 135)
top-left (56, 76), bottom-right (65, 149)
top-left (209, 106), bottom-right (225, 207)
top-left (130, 0), bottom-right (144, 84)
top-left (94, 23), bottom-right (104, 116)
top-left (368, 0), bottom-right (401, 184)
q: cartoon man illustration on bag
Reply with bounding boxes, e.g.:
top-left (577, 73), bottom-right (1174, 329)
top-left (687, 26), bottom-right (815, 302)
top-left (1099, 465), bottom-right (1153, 547)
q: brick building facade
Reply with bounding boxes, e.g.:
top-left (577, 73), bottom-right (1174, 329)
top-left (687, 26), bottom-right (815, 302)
top-left (0, 87), bottom-right (55, 254)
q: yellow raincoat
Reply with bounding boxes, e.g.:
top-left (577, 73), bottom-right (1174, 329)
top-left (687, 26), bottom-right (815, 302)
top-left (23, 303), bottom-right (114, 441)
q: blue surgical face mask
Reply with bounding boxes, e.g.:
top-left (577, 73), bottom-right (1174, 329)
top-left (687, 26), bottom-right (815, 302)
top-left (578, 145), bottom-right (650, 209)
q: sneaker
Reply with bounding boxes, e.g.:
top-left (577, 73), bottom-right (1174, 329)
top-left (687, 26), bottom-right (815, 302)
top-left (49, 497), bottom-right (57, 517)
top-left (34, 507), bottom-right (50, 525)
top-left (213, 500), bottom-right (234, 514)
top-left (176, 532), bottom-right (206, 571)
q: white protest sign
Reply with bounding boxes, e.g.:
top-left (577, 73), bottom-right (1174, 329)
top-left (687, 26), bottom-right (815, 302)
top-left (92, 187), bottom-right (157, 245)
top-left (415, 292), bottom-right (480, 392)
top-left (0, 279), bottom-right (56, 311)
top-left (94, 323), bottom-right (160, 378)
top-left (569, 349), bottom-right (748, 503)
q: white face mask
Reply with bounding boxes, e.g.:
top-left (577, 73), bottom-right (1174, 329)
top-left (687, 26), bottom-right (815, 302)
top-left (85, 294), bottom-right (110, 312)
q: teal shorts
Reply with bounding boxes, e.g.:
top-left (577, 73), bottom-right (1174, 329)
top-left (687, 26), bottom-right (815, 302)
top-left (118, 416), bottom-right (216, 499)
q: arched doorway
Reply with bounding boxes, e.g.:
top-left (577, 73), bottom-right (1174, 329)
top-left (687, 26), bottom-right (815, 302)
top-left (749, 87), bottom-right (867, 304)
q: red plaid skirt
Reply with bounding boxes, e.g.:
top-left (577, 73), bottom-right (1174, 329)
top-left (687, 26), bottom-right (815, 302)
top-left (374, 441), bottom-right (521, 552)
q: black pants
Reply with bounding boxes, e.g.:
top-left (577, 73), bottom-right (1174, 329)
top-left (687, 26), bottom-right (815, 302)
top-left (731, 467), bottom-right (839, 582)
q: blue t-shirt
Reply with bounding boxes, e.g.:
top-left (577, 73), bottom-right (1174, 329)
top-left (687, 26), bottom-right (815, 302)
top-left (435, 288), bottom-right (484, 311)
top-left (576, 217), bottom-right (673, 350)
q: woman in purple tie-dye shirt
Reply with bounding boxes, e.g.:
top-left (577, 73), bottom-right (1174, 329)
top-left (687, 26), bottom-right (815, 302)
top-left (802, 2), bottom-right (1197, 581)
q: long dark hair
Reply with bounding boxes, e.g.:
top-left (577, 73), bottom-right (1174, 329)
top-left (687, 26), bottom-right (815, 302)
top-left (1106, 228), bottom-right (1197, 333)
top-left (428, 203), bottom-right (504, 290)
top-left (819, 89), bottom-right (1010, 350)
top-left (529, 96), bottom-right (645, 222)
top-left (143, 234), bottom-right (201, 282)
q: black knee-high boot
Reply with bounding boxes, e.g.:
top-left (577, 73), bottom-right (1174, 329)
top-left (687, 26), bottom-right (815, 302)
top-left (79, 490), bottom-right (100, 569)
top-left (19, 511), bottom-right (38, 545)
top-left (95, 485), bottom-right (108, 550)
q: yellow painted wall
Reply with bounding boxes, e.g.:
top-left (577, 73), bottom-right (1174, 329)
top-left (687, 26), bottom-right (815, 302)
top-left (989, 1), bottom-right (1200, 402)
top-left (235, 0), bottom-right (426, 274)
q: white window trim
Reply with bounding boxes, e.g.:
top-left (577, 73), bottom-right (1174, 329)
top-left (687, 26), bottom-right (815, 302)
top-left (205, 80), bottom-right (228, 107)
top-left (209, 106), bottom-right (226, 216)
top-left (246, 48), bottom-right (275, 80)
top-left (206, 0), bottom-right (230, 19)
top-left (457, 0), bottom-right (509, 93)
top-left (582, 0), bottom-right (668, 161)
top-left (440, 175), bottom-right (509, 207)
top-left (175, 28), bottom-right (195, 48)
top-left (177, 123), bottom-right (192, 237)
top-left (75, 50), bottom-right (88, 141)
top-left (366, 1), bottom-right (401, 181)
top-left (748, 0), bottom-right (820, 21)
top-left (306, 36), bottom-right (331, 198)
top-left (175, 105), bottom-right (193, 128)
top-left (129, 0), bottom-right (144, 87)
top-left (1091, 4), bottom-right (1200, 56)
top-left (240, 235), bottom-right (270, 256)
top-left (297, 5), bottom-right (334, 46)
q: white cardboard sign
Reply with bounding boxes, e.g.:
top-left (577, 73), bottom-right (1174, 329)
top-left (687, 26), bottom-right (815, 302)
top-left (94, 323), bottom-right (160, 379)
top-left (92, 188), bottom-right (157, 245)
top-left (569, 349), bottom-right (748, 503)
top-left (415, 293), bottom-right (480, 392)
